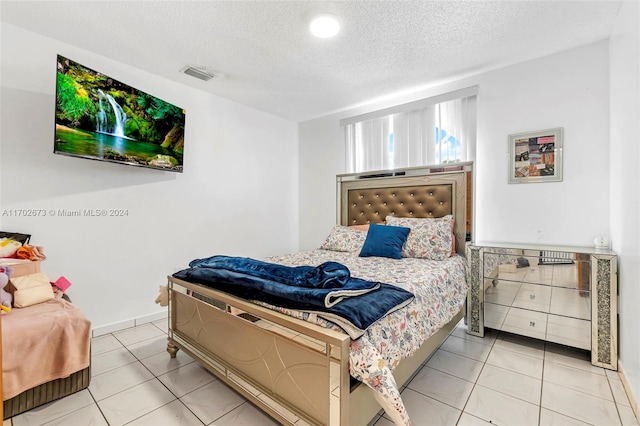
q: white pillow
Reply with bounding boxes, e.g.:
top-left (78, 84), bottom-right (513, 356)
top-left (10, 272), bottom-right (55, 308)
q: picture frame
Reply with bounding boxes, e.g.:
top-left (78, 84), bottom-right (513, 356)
top-left (508, 127), bottom-right (563, 184)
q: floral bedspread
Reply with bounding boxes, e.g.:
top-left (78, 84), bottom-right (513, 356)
top-left (262, 250), bottom-right (468, 426)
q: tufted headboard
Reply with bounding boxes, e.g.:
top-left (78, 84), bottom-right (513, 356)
top-left (337, 163), bottom-right (472, 255)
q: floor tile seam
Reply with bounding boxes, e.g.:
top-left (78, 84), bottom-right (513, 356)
top-left (478, 362), bottom-right (543, 389)
top-left (150, 321), bottom-right (168, 333)
top-left (422, 363), bottom-right (479, 383)
top-left (438, 346), bottom-right (489, 364)
top-left (539, 379), bottom-right (621, 416)
top-left (459, 337), bottom-right (499, 349)
top-left (381, 394), bottom-right (463, 424)
top-left (455, 411), bottom-right (487, 426)
top-left (447, 333), bottom-right (496, 349)
top-left (120, 399), bottom-right (204, 426)
top-left (458, 383), bottom-right (487, 424)
top-left (160, 373), bottom-right (220, 399)
top-left (38, 405), bottom-right (103, 426)
top-left (143, 358), bottom-right (196, 378)
top-left (405, 371), bottom-right (475, 409)
top-left (483, 358), bottom-right (542, 381)
top-left (124, 341), bottom-right (195, 376)
top-left (614, 396), bottom-right (632, 408)
top-left (490, 342), bottom-right (546, 361)
top-left (90, 343), bottom-right (127, 358)
top-left (91, 347), bottom-right (126, 358)
top-left (539, 343), bottom-right (547, 426)
top-left (472, 379), bottom-right (542, 409)
top-left (457, 356), bottom-right (491, 422)
top-left (540, 375), bottom-right (615, 404)
top-left (96, 386), bottom-right (179, 426)
top-left (113, 331), bottom-right (167, 349)
top-left (404, 387), bottom-right (468, 414)
top-left (113, 322), bottom-right (161, 334)
top-left (542, 356), bottom-right (608, 377)
top-left (91, 357), bottom-right (140, 378)
top-left (125, 342), bottom-right (172, 362)
top-left (426, 332), bottom-right (498, 381)
top-left (538, 406), bottom-right (599, 426)
top-left (193, 398), bottom-right (247, 426)
top-left (89, 396), bottom-right (111, 426)
top-left (207, 401), bottom-right (256, 425)
top-left (539, 357), bottom-right (620, 426)
top-left (90, 357), bottom-right (151, 380)
top-left (402, 357), bottom-right (442, 393)
top-left (92, 341), bottom-right (136, 358)
top-left (21, 391), bottom-right (100, 426)
top-left (411, 364), bottom-right (476, 387)
top-left (122, 332), bottom-right (169, 348)
top-left (606, 375), bottom-right (631, 426)
top-left (91, 376), bottom-right (158, 403)
top-left (606, 373), bottom-right (633, 407)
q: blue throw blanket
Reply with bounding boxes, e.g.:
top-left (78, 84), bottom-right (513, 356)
top-left (172, 255), bottom-right (415, 338)
top-left (190, 255), bottom-right (352, 289)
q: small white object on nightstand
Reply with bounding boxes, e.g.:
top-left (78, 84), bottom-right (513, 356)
top-left (593, 235), bottom-right (610, 250)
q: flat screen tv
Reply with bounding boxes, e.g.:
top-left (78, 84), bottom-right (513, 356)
top-left (54, 54), bottom-right (186, 172)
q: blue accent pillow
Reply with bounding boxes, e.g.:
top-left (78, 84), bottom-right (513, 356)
top-left (359, 223), bottom-right (410, 259)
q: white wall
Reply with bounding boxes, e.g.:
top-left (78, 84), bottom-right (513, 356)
top-left (300, 40), bottom-right (610, 250)
top-left (300, 27), bottom-right (640, 412)
top-left (0, 23), bottom-right (299, 333)
top-left (610, 0), bottom-right (640, 413)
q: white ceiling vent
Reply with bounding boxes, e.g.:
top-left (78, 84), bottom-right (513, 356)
top-left (182, 66), bottom-right (216, 81)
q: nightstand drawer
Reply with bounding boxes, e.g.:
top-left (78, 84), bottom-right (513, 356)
top-left (512, 283), bottom-right (551, 313)
top-left (550, 287), bottom-right (591, 320)
top-left (502, 307), bottom-right (547, 340)
top-left (484, 280), bottom-right (520, 306)
top-left (546, 314), bottom-right (590, 350)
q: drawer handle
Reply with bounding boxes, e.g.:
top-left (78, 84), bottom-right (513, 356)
top-left (529, 294), bottom-right (535, 300)
top-left (529, 321), bottom-right (536, 327)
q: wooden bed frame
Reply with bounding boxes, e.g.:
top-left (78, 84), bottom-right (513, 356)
top-left (166, 163), bottom-right (472, 425)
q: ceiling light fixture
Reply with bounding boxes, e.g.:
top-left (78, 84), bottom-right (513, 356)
top-left (309, 13), bottom-right (340, 38)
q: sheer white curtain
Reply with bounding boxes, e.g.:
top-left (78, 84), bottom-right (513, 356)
top-left (343, 88), bottom-right (477, 173)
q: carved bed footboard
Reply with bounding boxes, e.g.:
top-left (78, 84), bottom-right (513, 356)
top-left (168, 276), bottom-right (464, 426)
top-left (168, 277), bottom-right (352, 425)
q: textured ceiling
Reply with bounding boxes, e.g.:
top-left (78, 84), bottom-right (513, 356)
top-left (0, 0), bottom-right (622, 122)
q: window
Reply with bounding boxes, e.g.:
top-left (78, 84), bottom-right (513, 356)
top-left (342, 87), bottom-right (477, 173)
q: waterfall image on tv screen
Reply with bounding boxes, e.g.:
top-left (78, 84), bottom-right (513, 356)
top-left (54, 55), bottom-right (186, 172)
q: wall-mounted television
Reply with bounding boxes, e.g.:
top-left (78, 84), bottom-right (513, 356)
top-left (54, 54), bottom-right (186, 172)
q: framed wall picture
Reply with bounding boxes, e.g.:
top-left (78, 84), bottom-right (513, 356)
top-left (508, 127), bottom-right (563, 184)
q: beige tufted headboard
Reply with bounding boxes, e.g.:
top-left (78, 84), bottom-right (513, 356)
top-left (337, 163), bottom-right (472, 255)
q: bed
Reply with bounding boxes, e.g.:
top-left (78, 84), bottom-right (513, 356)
top-left (1, 261), bottom-right (91, 419)
top-left (166, 163), bottom-right (472, 426)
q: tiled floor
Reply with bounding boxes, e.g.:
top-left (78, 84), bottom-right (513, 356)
top-left (4, 318), bottom-right (639, 426)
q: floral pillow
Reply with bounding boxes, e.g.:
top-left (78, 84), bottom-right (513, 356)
top-left (385, 215), bottom-right (454, 260)
top-left (319, 225), bottom-right (367, 252)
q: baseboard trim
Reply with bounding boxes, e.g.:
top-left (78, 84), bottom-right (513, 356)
top-left (92, 310), bottom-right (168, 337)
top-left (619, 360), bottom-right (640, 420)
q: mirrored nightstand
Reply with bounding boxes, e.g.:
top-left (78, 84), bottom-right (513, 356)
top-left (466, 242), bottom-right (617, 370)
